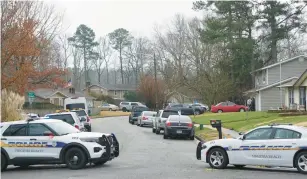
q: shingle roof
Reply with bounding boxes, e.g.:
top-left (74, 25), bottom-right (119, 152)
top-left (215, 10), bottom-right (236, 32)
top-left (83, 84), bottom-right (137, 91)
top-left (32, 88), bottom-right (95, 99)
top-left (251, 55), bottom-right (307, 73)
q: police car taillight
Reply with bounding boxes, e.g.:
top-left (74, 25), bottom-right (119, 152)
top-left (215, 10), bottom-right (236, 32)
top-left (74, 124), bottom-right (79, 129)
top-left (87, 116), bottom-right (90, 122)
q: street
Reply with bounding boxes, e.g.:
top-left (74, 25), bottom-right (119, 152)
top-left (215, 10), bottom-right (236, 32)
top-left (1, 116), bottom-right (306, 179)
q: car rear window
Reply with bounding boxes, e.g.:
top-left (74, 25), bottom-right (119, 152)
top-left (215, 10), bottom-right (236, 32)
top-left (169, 116), bottom-right (191, 122)
top-left (72, 110), bottom-right (86, 116)
top-left (134, 107), bottom-right (149, 112)
top-left (162, 111), bottom-right (178, 118)
top-left (121, 102), bottom-right (129, 105)
top-left (66, 103), bottom-right (85, 110)
top-left (47, 114), bottom-right (75, 125)
top-left (143, 111), bottom-right (156, 116)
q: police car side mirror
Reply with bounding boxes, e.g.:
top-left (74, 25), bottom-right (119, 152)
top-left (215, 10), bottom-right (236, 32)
top-left (239, 132), bottom-right (244, 135)
top-left (43, 131), bottom-right (53, 136)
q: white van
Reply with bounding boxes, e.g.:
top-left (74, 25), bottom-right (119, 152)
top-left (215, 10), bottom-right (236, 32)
top-left (64, 97), bottom-right (89, 114)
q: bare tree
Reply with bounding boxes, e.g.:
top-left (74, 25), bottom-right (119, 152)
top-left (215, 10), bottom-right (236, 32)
top-left (72, 47), bottom-right (84, 89)
top-left (96, 36), bottom-right (113, 84)
top-left (124, 37), bottom-right (151, 84)
top-left (58, 34), bottom-right (72, 80)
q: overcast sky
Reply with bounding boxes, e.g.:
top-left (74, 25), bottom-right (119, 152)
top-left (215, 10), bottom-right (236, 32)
top-left (48, 0), bottom-right (203, 39)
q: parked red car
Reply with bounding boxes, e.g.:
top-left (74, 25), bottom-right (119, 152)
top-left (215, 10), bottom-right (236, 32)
top-left (211, 101), bottom-right (248, 113)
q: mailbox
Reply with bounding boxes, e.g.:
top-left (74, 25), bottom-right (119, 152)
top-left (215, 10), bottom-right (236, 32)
top-left (210, 119), bottom-right (222, 139)
top-left (210, 119), bottom-right (221, 128)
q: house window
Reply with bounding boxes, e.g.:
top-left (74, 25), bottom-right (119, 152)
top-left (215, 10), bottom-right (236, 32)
top-left (114, 91), bottom-right (117, 96)
top-left (299, 87), bottom-right (306, 106)
top-left (262, 70), bottom-right (267, 84)
top-left (288, 87), bottom-right (294, 105)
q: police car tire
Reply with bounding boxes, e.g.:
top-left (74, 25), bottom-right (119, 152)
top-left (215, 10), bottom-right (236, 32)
top-left (295, 151), bottom-right (307, 174)
top-left (208, 148), bottom-right (229, 169)
top-left (1, 153), bottom-right (8, 171)
top-left (93, 160), bottom-right (107, 166)
top-left (152, 128), bottom-right (156, 133)
top-left (65, 147), bottom-right (87, 170)
top-left (156, 129), bottom-right (160, 134)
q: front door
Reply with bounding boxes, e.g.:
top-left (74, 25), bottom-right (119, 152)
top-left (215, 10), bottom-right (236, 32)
top-left (299, 87), bottom-right (306, 110)
top-left (231, 128), bottom-right (274, 166)
top-left (27, 123), bottom-right (58, 158)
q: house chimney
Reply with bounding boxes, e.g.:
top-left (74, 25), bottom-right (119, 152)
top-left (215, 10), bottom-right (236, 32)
top-left (69, 87), bottom-right (75, 94)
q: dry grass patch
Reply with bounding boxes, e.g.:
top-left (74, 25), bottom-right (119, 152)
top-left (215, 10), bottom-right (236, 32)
top-left (91, 111), bottom-right (131, 118)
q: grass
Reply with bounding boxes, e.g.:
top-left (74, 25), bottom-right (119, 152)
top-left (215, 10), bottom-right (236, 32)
top-left (91, 111), bottom-right (131, 118)
top-left (195, 127), bottom-right (233, 141)
top-left (192, 112), bottom-right (307, 132)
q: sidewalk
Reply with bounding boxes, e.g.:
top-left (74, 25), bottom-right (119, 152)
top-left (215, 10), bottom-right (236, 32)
top-left (194, 124), bottom-right (240, 138)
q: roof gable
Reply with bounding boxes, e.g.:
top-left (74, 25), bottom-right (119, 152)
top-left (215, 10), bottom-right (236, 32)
top-left (293, 69), bottom-right (307, 86)
top-left (252, 55), bottom-right (307, 73)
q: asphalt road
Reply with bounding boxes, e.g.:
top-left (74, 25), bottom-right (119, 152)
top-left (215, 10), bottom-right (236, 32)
top-left (1, 116), bottom-right (306, 179)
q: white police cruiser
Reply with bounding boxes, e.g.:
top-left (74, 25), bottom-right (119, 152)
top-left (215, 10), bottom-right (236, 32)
top-left (196, 124), bottom-right (307, 174)
top-left (1, 118), bottom-right (119, 171)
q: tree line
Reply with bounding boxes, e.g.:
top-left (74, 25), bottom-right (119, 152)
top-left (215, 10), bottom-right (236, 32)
top-left (2, 0), bottom-right (307, 107)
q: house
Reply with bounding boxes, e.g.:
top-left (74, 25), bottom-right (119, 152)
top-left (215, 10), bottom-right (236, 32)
top-left (25, 87), bottom-right (95, 107)
top-left (83, 84), bottom-right (137, 100)
top-left (278, 70), bottom-right (307, 110)
top-left (245, 55), bottom-right (307, 111)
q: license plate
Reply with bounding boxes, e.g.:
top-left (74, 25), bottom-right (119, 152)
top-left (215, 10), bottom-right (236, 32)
top-left (177, 130), bottom-right (182, 134)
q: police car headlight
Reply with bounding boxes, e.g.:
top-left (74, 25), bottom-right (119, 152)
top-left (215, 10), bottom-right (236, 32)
top-left (80, 138), bottom-right (99, 143)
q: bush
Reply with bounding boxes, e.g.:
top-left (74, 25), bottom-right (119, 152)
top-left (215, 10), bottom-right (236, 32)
top-left (23, 102), bottom-right (62, 109)
top-left (1, 89), bottom-right (25, 122)
top-left (89, 92), bottom-right (115, 104)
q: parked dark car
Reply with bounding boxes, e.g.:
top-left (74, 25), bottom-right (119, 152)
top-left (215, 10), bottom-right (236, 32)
top-left (166, 104), bottom-right (195, 115)
top-left (164, 115), bottom-right (195, 140)
top-left (129, 106), bottom-right (149, 124)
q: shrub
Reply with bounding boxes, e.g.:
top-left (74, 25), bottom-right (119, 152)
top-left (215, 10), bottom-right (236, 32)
top-left (89, 92), bottom-right (115, 104)
top-left (1, 89), bottom-right (25, 122)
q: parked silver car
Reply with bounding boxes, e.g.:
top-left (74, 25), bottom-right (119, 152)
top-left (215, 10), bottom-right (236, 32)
top-left (152, 109), bottom-right (179, 134)
top-left (119, 102), bottom-right (145, 112)
top-left (137, 111), bottom-right (157, 127)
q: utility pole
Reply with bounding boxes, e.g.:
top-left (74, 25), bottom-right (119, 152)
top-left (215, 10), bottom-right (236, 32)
top-left (154, 53), bottom-right (158, 111)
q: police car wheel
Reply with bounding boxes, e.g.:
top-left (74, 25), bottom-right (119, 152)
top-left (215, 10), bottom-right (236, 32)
top-left (93, 160), bottom-right (107, 166)
top-left (65, 147), bottom-right (87, 170)
top-left (208, 148), bottom-right (228, 169)
top-left (152, 128), bottom-right (156, 133)
top-left (1, 153), bottom-right (8, 171)
top-left (155, 129), bottom-right (160, 134)
top-left (295, 151), bottom-right (307, 174)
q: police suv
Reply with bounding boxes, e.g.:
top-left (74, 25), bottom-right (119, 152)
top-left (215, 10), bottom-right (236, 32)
top-left (196, 124), bottom-right (307, 174)
top-left (1, 119), bottom-right (119, 171)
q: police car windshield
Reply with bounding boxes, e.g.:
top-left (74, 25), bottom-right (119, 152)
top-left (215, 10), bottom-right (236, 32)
top-left (47, 122), bottom-right (80, 135)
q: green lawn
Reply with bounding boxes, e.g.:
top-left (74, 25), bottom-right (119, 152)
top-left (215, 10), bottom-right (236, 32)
top-left (195, 127), bottom-right (233, 141)
top-left (192, 112), bottom-right (307, 132)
